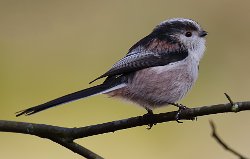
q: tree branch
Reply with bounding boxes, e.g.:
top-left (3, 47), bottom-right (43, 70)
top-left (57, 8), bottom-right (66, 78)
top-left (209, 120), bottom-right (249, 159)
top-left (1, 99), bottom-right (250, 158)
top-left (50, 137), bottom-right (104, 159)
top-left (0, 120), bottom-right (104, 159)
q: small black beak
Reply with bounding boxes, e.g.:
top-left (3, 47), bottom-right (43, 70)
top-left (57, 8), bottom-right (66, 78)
top-left (199, 30), bottom-right (208, 37)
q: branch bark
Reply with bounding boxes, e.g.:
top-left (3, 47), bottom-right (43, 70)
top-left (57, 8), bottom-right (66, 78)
top-left (1, 100), bottom-right (250, 158)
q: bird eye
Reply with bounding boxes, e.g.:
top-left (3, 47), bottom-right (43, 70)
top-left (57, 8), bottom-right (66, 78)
top-left (185, 32), bottom-right (192, 37)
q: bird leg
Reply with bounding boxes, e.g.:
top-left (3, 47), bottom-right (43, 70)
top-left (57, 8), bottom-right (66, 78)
top-left (169, 103), bottom-right (188, 123)
top-left (143, 108), bottom-right (156, 129)
top-left (146, 109), bottom-right (153, 115)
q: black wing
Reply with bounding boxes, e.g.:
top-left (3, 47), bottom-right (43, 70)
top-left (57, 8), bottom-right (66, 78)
top-left (90, 32), bottom-right (188, 84)
top-left (90, 49), bottom-right (188, 84)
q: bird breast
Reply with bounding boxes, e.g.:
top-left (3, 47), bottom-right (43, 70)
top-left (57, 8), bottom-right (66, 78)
top-left (108, 55), bottom-right (199, 110)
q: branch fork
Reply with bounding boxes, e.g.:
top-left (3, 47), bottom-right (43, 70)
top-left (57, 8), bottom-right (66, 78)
top-left (1, 94), bottom-right (250, 158)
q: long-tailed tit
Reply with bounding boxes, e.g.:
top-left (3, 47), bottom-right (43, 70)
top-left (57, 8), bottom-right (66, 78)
top-left (16, 18), bottom-right (207, 119)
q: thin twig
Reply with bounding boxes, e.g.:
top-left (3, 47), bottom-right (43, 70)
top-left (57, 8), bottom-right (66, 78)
top-left (224, 93), bottom-right (234, 106)
top-left (209, 121), bottom-right (249, 159)
top-left (224, 93), bottom-right (240, 112)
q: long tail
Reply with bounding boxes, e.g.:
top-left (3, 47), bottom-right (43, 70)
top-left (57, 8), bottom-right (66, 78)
top-left (16, 83), bottom-right (126, 117)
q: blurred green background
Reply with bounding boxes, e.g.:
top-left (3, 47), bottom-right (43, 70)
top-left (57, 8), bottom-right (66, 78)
top-left (1, 0), bottom-right (250, 158)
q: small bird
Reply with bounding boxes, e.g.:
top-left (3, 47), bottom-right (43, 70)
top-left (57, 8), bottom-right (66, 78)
top-left (16, 18), bottom-right (207, 119)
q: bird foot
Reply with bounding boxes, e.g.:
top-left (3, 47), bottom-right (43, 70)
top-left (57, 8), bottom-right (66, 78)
top-left (143, 109), bottom-right (156, 129)
top-left (169, 103), bottom-right (189, 123)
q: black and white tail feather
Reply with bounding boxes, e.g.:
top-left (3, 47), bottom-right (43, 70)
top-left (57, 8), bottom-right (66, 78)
top-left (16, 76), bottom-right (127, 116)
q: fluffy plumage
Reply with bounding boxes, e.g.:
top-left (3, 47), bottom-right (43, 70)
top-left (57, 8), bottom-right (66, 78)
top-left (16, 18), bottom-right (207, 116)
